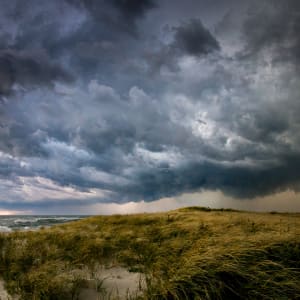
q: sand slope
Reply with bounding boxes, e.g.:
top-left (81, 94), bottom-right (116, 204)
top-left (0, 279), bottom-right (11, 300)
top-left (78, 267), bottom-right (144, 300)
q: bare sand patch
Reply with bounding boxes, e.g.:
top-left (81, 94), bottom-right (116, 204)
top-left (0, 279), bottom-right (10, 300)
top-left (0, 279), bottom-right (19, 300)
top-left (78, 267), bottom-right (145, 300)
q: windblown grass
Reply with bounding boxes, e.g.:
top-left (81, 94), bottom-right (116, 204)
top-left (0, 207), bottom-right (299, 299)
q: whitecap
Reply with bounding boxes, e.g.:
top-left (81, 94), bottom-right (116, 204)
top-left (0, 226), bottom-right (12, 232)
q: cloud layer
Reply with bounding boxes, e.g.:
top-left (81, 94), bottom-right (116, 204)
top-left (0, 0), bottom-right (300, 212)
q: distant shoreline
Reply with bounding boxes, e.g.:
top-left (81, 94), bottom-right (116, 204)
top-left (0, 215), bottom-right (89, 232)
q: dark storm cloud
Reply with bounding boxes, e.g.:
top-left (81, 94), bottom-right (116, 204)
top-left (112, 0), bottom-right (156, 18)
top-left (114, 155), bottom-right (300, 202)
top-left (173, 19), bottom-right (220, 56)
top-left (0, 0), bottom-right (300, 212)
top-left (66, 0), bottom-right (157, 36)
top-left (145, 18), bottom-right (220, 73)
top-left (0, 0), bottom-right (157, 94)
top-left (0, 51), bottom-right (73, 95)
top-left (68, 0), bottom-right (156, 20)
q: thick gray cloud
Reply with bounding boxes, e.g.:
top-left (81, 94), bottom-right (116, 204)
top-left (0, 0), bottom-right (300, 212)
top-left (144, 18), bottom-right (221, 74)
top-left (66, 0), bottom-right (157, 38)
top-left (0, 50), bottom-right (73, 95)
top-left (112, 0), bottom-right (156, 18)
top-left (173, 19), bottom-right (220, 56)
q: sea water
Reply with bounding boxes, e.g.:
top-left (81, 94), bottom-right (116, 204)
top-left (0, 215), bottom-right (88, 232)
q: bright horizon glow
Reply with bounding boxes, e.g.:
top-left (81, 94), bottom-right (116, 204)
top-left (0, 209), bottom-right (29, 216)
top-left (1, 189), bottom-right (299, 215)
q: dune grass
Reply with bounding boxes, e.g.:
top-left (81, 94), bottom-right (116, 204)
top-left (0, 207), bottom-right (300, 299)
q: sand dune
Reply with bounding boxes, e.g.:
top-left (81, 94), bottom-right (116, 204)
top-left (78, 267), bottom-right (144, 300)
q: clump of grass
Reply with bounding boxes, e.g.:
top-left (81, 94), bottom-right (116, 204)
top-left (0, 207), bottom-right (299, 299)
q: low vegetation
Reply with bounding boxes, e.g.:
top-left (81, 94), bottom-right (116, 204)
top-left (0, 207), bottom-right (300, 299)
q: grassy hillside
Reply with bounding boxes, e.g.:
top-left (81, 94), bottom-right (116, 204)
top-left (0, 207), bottom-right (300, 299)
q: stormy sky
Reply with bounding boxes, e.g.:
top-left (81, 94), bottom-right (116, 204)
top-left (0, 0), bottom-right (300, 214)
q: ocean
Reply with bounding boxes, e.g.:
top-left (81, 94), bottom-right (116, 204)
top-left (0, 215), bottom-right (88, 232)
